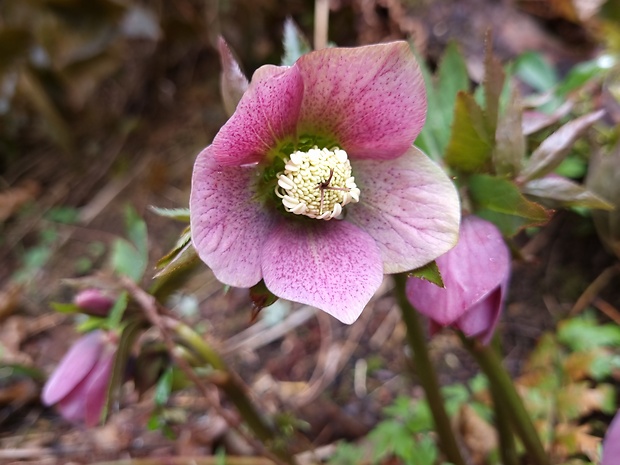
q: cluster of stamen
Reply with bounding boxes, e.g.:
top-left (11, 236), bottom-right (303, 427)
top-left (275, 146), bottom-right (360, 220)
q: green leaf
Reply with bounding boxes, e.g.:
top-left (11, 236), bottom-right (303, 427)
top-left (50, 302), bottom-right (81, 314)
top-left (556, 55), bottom-right (616, 97)
top-left (281, 17), bottom-right (311, 66)
top-left (154, 366), bottom-right (174, 406)
top-left (558, 313), bottom-right (620, 351)
top-left (522, 176), bottom-right (614, 210)
top-left (407, 261), bottom-right (444, 288)
top-left (469, 174), bottom-right (549, 236)
top-left (149, 206), bottom-right (190, 222)
top-left (519, 110), bottom-right (605, 182)
top-left (124, 206), bottom-right (148, 260)
top-left (105, 291), bottom-right (128, 330)
top-left (514, 51), bottom-right (558, 92)
top-left (445, 92), bottom-right (492, 172)
top-left (110, 238), bottom-right (146, 282)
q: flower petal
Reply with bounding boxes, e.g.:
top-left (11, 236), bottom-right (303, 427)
top-left (211, 64), bottom-right (303, 166)
top-left (407, 216), bottom-right (510, 325)
top-left (296, 41), bottom-right (426, 160)
top-left (455, 283), bottom-right (505, 345)
top-left (42, 330), bottom-right (104, 406)
top-left (261, 220), bottom-right (383, 324)
top-left (84, 349), bottom-right (115, 426)
top-left (347, 146), bottom-right (460, 273)
top-left (603, 410), bottom-right (620, 465)
top-left (190, 152), bottom-right (274, 287)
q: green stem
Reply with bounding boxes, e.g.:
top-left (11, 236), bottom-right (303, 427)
top-left (460, 334), bottom-right (549, 465)
top-left (174, 322), bottom-right (296, 465)
top-left (393, 274), bottom-right (466, 465)
top-left (489, 338), bottom-right (519, 465)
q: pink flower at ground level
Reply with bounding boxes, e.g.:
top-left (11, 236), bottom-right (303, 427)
top-left (42, 330), bottom-right (116, 426)
top-left (602, 410), bottom-right (620, 465)
top-left (191, 41), bottom-right (460, 324)
top-left (406, 215), bottom-right (510, 344)
top-left (74, 288), bottom-right (115, 316)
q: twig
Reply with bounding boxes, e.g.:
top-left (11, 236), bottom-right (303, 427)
top-left (314, 0), bottom-right (329, 50)
top-left (593, 297), bottom-right (620, 325)
top-left (570, 264), bottom-right (620, 315)
top-left (121, 278), bottom-right (296, 465)
top-left (92, 457), bottom-right (275, 465)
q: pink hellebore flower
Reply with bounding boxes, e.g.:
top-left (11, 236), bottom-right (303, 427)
top-left (42, 330), bottom-right (116, 426)
top-left (602, 410), bottom-right (620, 465)
top-left (74, 288), bottom-right (115, 316)
top-left (406, 216), bottom-right (510, 344)
top-left (190, 41), bottom-right (460, 324)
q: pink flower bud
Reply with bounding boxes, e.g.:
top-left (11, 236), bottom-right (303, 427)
top-left (407, 215), bottom-right (511, 344)
top-left (42, 330), bottom-right (116, 426)
top-left (74, 289), bottom-right (115, 316)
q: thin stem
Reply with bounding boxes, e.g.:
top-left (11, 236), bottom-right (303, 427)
top-left (393, 274), bottom-right (466, 465)
top-left (489, 337), bottom-right (519, 465)
top-left (460, 334), bottom-right (550, 465)
top-left (314, 0), bottom-right (329, 50)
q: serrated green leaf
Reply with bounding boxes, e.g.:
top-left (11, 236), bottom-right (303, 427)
top-left (469, 174), bottom-right (549, 236)
top-left (445, 92), bottom-right (492, 172)
top-left (519, 110), bottom-right (605, 182)
top-left (407, 261), bottom-right (444, 288)
top-left (149, 206), bottom-right (190, 222)
top-left (522, 176), bottom-right (614, 210)
top-left (281, 17), bottom-right (311, 66)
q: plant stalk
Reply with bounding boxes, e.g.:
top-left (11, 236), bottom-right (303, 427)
top-left (460, 334), bottom-right (549, 465)
top-left (393, 274), bottom-right (466, 465)
top-left (314, 0), bottom-right (329, 50)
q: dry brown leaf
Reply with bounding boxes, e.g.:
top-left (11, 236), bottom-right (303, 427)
top-left (0, 180), bottom-right (40, 222)
top-left (457, 404), bottom-right (497, 464)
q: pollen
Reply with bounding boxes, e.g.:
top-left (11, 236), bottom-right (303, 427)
top-left (275, 146), bottom-right (360, 220)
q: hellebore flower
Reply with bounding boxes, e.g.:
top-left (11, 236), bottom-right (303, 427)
top-left (406, 215), bottom-right (510, 344)
top-left (602, 410), bottom-right (620, 465)
top-left (190, 41), bottom-right (460, 324)
top-left (42, 330), bottom-right (116, 426)
top-left (74, 289), bottom-right (115, 316)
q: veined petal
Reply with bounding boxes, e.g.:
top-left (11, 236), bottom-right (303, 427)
top-left (261, 220), bottom-right (383, 324)
top-left (296, 41), bottom-right (426, 160)
top-left (211, 64), bottom-right (303, 166)
top-left (407, 216), bottom-right (510, 325)
top-left (190, 151), bottom-right (274, 287)
top-left (347, 146), bottom-right (460, 273)
top-left (42, 331), bottom-right (104, 406)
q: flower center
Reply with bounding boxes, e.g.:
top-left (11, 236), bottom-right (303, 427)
top-left (275, 146), bottom-right (360, 220)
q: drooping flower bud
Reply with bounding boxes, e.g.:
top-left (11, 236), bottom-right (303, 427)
top-left (42, 330), bottom-right (117, 426)
top-left (406, 215), bottom-right (510, 344)
top-left (74, 289), bottom-right (115, 316)
top-left (218, 37), bottom-right (248, 117)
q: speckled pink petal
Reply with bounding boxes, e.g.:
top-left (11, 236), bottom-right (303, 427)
top-left (295, 41), bottom-right (425, 160)
top-left (211, 64), bottom-right (303, 166)
top-left (603, 410), bottom-right (620, 465)
top-left (42, 331), bottom-right (105, 406)
top-left (190, 151), bottom-right (274, 287)
top-left (261, 220), bottom-right (383, 324)
top-left (347, 146), bottom-right (460, 274)
top-left (406, 216), bottom-right (510, 325)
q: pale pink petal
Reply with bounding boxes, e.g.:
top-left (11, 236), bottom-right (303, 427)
top-left (347, 146), bottom-right (460, 273)
top-left (42, 331), bottom-right (104, 406)
top-left (603, 410), bottom-right (620, 465)
top-left (261, 220), bottom-right (383, 324)
top-left (56, 385), bottom-right (86, 423)
top-left (218, 37), bottom-right (249, 117)
top-left (211, 64), bottom-right (303, 166)
top-left (406, 216), bottom-right (510, 325)
top-left (295, 41), bottom-right (425, 160)
top-left (84, 350), bottom-right (115, 426)
top-left (190, 152), bottom-right (274, 287)
top-left (454, 282), bottom-right (505, 345)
